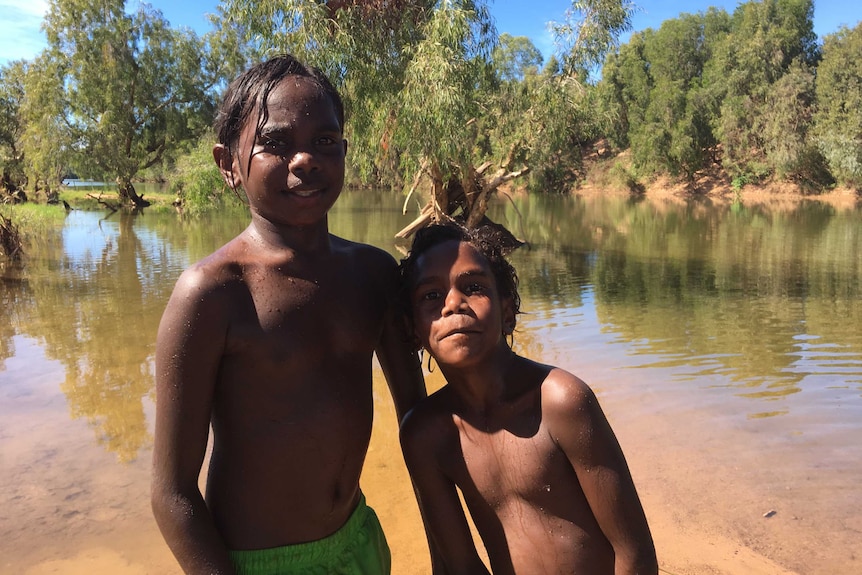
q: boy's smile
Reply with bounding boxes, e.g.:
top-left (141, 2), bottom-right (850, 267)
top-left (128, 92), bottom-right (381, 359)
top-left (411, 240), bottom-right (513, 369)
top-left (227, 77), bottom-right (347, 228)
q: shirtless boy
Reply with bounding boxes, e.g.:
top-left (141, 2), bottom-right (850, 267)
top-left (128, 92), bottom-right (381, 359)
top-left (151, 54), bottom-right (425, 575)
top-left (399, 223), bottom-right (657, 575)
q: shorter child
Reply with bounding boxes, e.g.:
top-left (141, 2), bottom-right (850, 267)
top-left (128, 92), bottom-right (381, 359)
top-left (399, 223), bottom-right (657, 575)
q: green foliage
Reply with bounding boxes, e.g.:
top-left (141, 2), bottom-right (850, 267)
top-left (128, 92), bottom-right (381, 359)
top-left (393, 1), bottom-right (494, 181)
top-left (731, 173), bottom-right (751, 191)
top-left (0, 62), bottom-right (26, 194)
top-left (607, 159), bottom-right (643, 193)
top-left (708, 0), bottom-right (819, 178)
top-left (813, 23), bottom-right (862, 189)
top-left (214, 0), bottom-right (636, 209)
top-left (552, 0), bottom-right (638, 77)
top-left (493, 33), bottom-right (544, 82)
top-left (31, 0), bottom-right (218, 206)
top-left (592, 0), bottom-right (846, 189)
top-left (170, 134), bottom-right (245, 216)
top-left (19, 54), bottom-right (71, 199)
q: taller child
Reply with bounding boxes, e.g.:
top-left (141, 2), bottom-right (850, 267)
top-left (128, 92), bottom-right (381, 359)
top-left (151, 55), bottom-right (426, 575)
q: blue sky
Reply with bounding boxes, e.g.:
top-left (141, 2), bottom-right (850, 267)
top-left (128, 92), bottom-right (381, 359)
top-left (2, 1), bottom-right (860, 67)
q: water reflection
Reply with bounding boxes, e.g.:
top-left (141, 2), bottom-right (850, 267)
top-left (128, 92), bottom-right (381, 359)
top-left (3, 190), bottom-right (861, 463)
top-left (488, 194), bottom-right (862, 409)
top-left (6, 211), bottom-right (185, 462)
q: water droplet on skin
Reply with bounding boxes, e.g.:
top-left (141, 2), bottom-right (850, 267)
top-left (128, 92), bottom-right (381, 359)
top-left (543, 484), bottom-right (551, 492)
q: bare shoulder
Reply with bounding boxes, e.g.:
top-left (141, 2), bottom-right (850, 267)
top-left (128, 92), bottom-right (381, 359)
top-left (331, 235), bottom-right (396, 268)
top-left (330, 235), bottom-right (399, 296)
top-left (540, 366), bottom-right (597, 414)
top-left (162, 235), bottom-right (252, 319)
top-left (538, 366), bottom-right (609, 443)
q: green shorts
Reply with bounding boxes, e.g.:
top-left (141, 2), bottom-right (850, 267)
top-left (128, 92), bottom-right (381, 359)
top-left (228, 494), bottom-right (391, 575)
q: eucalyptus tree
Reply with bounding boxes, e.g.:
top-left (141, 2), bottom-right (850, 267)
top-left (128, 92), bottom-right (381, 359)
top-left (18, 54), bottom-right (71, 200)
top-left (704, 0), bottom-right (819, 181)
top-left (596, 32), bottom-right (651, 151)
top-left (552, 0), bottom-right (637, 78)
top-left (814, 23), bottom-right (862, 189)
top-left (215, 0), bottom-right (637, 233)
top-left (0, 61), bottom-right (26, 196)
top-left (493, 33), bottom-right (544, 82)
top-left (633, 10), bottom-right (729, 178)
top-left (37, 0), bottom-right (217, 208)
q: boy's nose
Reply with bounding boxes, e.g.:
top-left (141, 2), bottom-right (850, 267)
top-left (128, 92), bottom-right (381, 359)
top-left (442, 289), bottom-right (466, 315)
top-left (289, 151), bottom-right (319, 173)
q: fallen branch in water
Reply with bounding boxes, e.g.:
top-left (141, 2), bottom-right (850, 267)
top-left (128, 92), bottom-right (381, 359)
top-left (87, 193), bottom-right (119, 212)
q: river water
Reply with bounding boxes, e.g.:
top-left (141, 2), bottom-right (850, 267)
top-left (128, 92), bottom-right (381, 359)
top-left (1, 188), bottom-right (860, 574)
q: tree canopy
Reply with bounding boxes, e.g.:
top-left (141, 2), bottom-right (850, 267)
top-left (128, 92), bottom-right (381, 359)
top-left (2, 0), bottom-right (860, 215)
top-left (30, 0), bottom-right (219, 207)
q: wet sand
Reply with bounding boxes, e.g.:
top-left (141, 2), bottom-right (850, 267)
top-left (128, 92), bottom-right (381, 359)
top-left (2, 334), bottom-right (860, 575)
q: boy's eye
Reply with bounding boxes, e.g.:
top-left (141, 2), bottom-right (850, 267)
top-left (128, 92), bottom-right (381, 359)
top-left (421, 290), bottom-right (442, 301)
top-left (261, 138), bottom-right (288, 151)
top-left (465, 283), bottom-right (485, 295)
top-left (316, 136), bottom-right (337, 146)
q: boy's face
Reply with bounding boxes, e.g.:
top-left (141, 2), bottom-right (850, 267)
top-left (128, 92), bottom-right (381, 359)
top-left (410, 240), bottom-right (514, 369)
top-left (217, 76), bottom-right (347, 228)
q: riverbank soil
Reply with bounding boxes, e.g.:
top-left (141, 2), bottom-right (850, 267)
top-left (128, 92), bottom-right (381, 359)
top-left (576, 151), bottom-right (861, 208)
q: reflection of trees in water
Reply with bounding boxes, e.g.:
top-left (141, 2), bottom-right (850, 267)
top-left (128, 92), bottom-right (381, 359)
top-left (0, 274), bottom-right (32, 370)
top-left (586, 197), bottom-right (862, 398)
top-left (12, 212), bottom-right (183, 462)
top-left (491, 193), bottom-right (593, 309)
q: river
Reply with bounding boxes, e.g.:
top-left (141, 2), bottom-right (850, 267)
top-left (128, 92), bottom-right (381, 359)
top-left (1, 188), bottom-right (860, 574)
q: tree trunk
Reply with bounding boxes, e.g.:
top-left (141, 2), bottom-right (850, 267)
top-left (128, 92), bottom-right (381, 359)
top-left (116, 178), bottom-right (151, 209)
top-left (395, 158), bottom-right (529, 244)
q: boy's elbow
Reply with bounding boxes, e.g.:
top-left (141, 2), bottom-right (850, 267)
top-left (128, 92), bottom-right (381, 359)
top-left (616, 545), bottom-right (658, 575)
top-left (150, 480), bottom-right (174, 525)
top-left (150, 477), bottom-right (194, 528)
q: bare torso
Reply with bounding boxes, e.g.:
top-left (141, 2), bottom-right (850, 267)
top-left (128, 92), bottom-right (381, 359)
top-left (433, 361), bottom-right (616, 574)
top-left (197, 228), bottom-right (390, 549)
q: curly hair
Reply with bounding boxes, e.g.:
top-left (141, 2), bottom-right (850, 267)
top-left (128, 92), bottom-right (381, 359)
top-left (399, 222), bottom-right (521, 334)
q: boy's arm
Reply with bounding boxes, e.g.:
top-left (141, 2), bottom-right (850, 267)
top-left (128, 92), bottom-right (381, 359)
top-left (374, 254), bottom-right (455, 571)
top-left (374, 256), bottom-right (426, 421)
top-left (151, 270), bottom-right (236, 575)
top-left (546, 371), bottom-right (658, 575)
top-left (401, 408), bottom-right (491, 575)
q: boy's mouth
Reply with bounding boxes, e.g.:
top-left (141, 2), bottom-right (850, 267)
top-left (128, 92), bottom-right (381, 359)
top-left (441, 327), bottom-right (478, 340)
top-left (289, 187), bottom-right (323, 198)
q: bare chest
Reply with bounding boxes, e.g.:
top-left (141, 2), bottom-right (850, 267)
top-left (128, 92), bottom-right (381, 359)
top-left (454, 422), bottom-right (568, 508)
top-left (225, 267), bottom-right (386, 369)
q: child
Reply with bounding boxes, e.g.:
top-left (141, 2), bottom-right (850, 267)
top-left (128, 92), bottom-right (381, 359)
top-left (399, 223), bottom-right (657, 575)
top-left (151, 54), bottom-right (425, 575)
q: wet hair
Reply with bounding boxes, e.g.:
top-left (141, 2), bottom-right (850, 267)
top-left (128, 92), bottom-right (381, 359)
top-left (399, 222), bottom-right (521, 331)
top-left (214, 53), bottom-right (344, 151)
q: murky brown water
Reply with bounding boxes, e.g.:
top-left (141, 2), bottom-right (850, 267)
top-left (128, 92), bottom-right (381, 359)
top-left (2, 189), bottom-right (860, 574)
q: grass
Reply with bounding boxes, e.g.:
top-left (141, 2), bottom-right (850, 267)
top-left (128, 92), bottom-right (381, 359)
top-left (59, 182), bottom-right (179, 213)
top-left (1, 202), bottom-right (69, 261)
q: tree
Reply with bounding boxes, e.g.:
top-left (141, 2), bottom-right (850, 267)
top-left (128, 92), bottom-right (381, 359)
top-left (38, 0), bottom-right (217, 208)
top-left (0, 61), bottom-right (27, 197)
top-left (705, 0), bottom-right (819, 180)
top-left (493, 33), bottom-right (544, 82)
top-left (813, 23), bottom-right (862, 189)
top-left (19, 54), bottom-right (71, 200)
top-left (215, 0), bottom-right (636, 235)
top-left (552, 0), bottom-right (637, 78)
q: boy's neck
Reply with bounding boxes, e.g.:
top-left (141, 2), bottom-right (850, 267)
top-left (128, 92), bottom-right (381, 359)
top-left (248, 214), bottom-right (333, 254)
top-left (440, 346), bottom-right (521, 412)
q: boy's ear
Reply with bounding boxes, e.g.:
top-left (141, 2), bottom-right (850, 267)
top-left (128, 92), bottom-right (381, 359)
top-left (213, 143), bottom-right (238, 189)
top-left (502, 296), bottom-right (517, 335)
